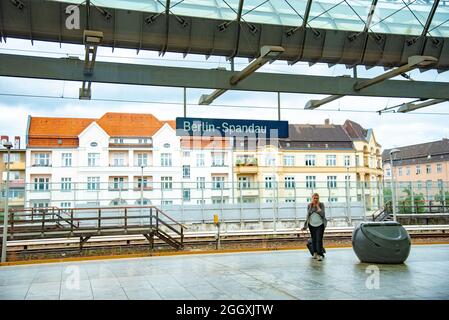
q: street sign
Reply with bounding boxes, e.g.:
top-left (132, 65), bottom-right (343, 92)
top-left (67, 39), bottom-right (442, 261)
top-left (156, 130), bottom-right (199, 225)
top-left (176, 117), bottom-right (289, 138)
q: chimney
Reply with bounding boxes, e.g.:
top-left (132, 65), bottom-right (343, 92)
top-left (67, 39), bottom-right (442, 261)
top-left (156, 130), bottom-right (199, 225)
top-left (14, 136), bottom-right (20, 149)
top-left (1, 135), bottom-right (8, 147)
top-left (324, 119), bottom-right (330, 125)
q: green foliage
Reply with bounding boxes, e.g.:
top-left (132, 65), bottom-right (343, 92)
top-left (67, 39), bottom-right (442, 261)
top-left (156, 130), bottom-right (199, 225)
top-left (398, 188), bottom-right (426, 213)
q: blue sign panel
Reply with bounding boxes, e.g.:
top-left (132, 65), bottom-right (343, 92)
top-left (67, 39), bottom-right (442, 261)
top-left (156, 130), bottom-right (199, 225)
top-left (176, 117), bottom-right (289, 138)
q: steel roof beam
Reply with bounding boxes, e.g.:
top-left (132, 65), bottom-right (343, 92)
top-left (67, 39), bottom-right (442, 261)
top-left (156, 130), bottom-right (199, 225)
top-left (1, 53), bottom-right (449, 100)
top-left (397, 99), bottom-right (447, 113)
top-left (354, 55), bottom-right (438, 91)
top-left (422, 0), bottom-right (440, 37)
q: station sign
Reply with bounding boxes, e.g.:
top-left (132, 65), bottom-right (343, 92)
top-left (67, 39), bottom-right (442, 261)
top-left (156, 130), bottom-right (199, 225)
top-left (176, 117), bottom-right (289, 138)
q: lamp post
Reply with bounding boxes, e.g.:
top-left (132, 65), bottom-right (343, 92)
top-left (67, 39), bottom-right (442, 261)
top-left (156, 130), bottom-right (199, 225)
top-left (1, 141), bottom-right (13, 263)
top-left (140, 165), bottom-right (144, 225)
top-left (389, 148), bottom-right (401, 221)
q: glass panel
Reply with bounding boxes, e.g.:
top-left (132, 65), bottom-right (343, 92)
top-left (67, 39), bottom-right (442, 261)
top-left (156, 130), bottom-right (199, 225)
top-left (53, 0), bottom-right (445, 36)
top-left (429, 2), bottom-right (449, 37)
top-left (308, 0), bottom-right (370, 32)
top-left (370, 0), bottom-right (435, 36)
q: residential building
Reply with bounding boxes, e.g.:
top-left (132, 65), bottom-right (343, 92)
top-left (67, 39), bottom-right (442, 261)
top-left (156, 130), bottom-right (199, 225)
top-left (233, 119), bottom-right (383, 209)
top-left (25, 113), bottom-right (233, 208)
top-left (382, 138), bottom-right (449, 201)
top-left (0, 135), bottom-right (26, 211)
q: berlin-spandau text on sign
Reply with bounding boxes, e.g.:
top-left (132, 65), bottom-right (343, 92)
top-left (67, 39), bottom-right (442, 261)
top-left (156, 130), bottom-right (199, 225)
top-left (176, 117), bottom-right (289, 138)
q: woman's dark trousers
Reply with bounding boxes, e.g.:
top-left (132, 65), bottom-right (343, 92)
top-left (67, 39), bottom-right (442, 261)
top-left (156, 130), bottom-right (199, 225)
top-left (308, 224), bottom-right (325, 256)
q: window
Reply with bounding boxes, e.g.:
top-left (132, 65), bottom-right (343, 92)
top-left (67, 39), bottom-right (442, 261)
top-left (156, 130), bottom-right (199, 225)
top-left (426, 180), bottom-right (432, 189)
top-left (32, 201), bottom-right (49, 209)
top-left (345, 175), bottom-right (351, 188)
top-left (265, 199), bottom-right (273, 203)
top-left (306, 176), bottom-right (316, 189)
top-left (238, 176), bottom-right (251, 189)
top-left (3, 171), bottom-right (20, 181)
top-left (161, 200), bottom-right (173, 205)
top-left (438, 179), bottom-right (443, 189)
top-left (305, 155), bottom-right (316, 166)
top-left (88, 153), bottom-right (100, 167)
top-left (264, 155), bottom-right (276, 166)
top-left (136, 199), bottom-right (151, 205)
top-left (161, 176), bottom-right (172, 190)
top-left (182, 189), bottom-right (191, 202)
top-left (163, 143), bottom-right (170, 148)
top-left (327, 176), bottom-right (337, 189)
top-left (416, 165), bottom-right (421, 175)
top-left (62, 153), bottom-right (72, 167)
top-left (112, 177), bottom-right (126, 190)
top-left (344, 155), bottom-right (351, 167)
top-left (196, 153), bottom-right (205, 167)
top-left (406, 166), bottom-right (410, 176)
top-left (386, 168), bottom-right (391, 177)
top-left (138, 138), bottom-right (148, 144)
top-left (284, 176), bottom-right (295, 189)
top-left (112, 152), bottom-right (125, 166)
top-left (417, 181), bottom-right (422, 189)
top-left (87, 177), bottom-right (100, 190)
top-left (137, 153), bottom-right (148, 167)
top-left (285, 198), bottom-right (296, 203)
top-left (355, 155), bottom-right (360, 167)
top-left (183, 151), bottom-right (190, 158)
top-left (197, 199), bottom-right (205, 205)
top-left (398, 167), bottom-right (403, 176)
top-left (426, 164), bottom-right (431, 174)
top-left (212, 176), bottom-right (225, 190)
top-left (114, 138), bottom-right (124, 144)
top-left (212, 152), bottom-right (225, 166)
top-left (283, 155), bottom-right (294, 166)
top-left (33, 177), bottom-right (49, 191)
top-left (161, 153), bottom-right (172, 167)
top-left (265, 176), bottom-right (273, 189)
top-left (196, 177), bottom-right (205, 190)
top-left (183, 165), bottom-right (190, 179)
top-left (61, 178), bottom-right (72, 191)
top-left (328, 197), bottom-right (338, 203)
top-left (3, 153), bottom-right (20, 163)
top-left (34, 153), bottom-right (50, 166)
top-left (212, 197), bottom-right (228, 204)
top-left (437, 163), bottom-right (442, 173)
top-left (326, 155), bottom-right (336, 166)
top-left (137, 177), bottom-right (150, 189)
top-left (60, 202), bottom-right (71, 208)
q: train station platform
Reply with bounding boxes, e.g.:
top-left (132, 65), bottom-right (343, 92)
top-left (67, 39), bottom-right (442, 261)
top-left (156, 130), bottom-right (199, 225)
top-left (0, 244), bottom-right (448, 300)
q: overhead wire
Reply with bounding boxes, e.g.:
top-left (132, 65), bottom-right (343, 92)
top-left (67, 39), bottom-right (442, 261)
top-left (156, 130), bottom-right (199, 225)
top-left (0, 92), bottom-right (448, 115)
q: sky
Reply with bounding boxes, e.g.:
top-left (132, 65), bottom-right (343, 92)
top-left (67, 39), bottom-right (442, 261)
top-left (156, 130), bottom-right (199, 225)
top-left (1, 38), bottom-right (449, 150)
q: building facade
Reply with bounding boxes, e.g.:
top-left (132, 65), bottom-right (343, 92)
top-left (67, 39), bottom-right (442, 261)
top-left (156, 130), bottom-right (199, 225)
top-left (1, 136), bottom-right (26, 212)
top-left (382, 138), bottom-right (449, 202)
top-left (25, 113), bottom-right (233, 208)
top-left (233, 119), bottom-right (383, 210)
top-left (25, 113), bottom-right (383, 212)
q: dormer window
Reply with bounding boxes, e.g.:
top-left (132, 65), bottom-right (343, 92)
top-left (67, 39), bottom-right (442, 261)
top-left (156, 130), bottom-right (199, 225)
top-left (114, 138), bottom-right (124, 144)
top-left (163, 143), bottom-right (170, 148)
top-left (138, 138), bottom-right (149, 144)
top-left (90, 142), bottom-right (98, 147)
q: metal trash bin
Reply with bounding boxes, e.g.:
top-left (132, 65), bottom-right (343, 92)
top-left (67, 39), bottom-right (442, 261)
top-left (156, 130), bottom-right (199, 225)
top-left (352, 221), bottom-right (411, 264)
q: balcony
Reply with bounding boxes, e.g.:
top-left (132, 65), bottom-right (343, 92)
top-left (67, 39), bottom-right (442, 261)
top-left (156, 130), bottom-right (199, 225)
top-left (9, 179), bottom-right (25, 188)
top-left (9, 162), bottom-right (25, 170)
top-left (235, 158), bottom-right (258, 174)
top-left (237, 188), bottom-right (259, 197)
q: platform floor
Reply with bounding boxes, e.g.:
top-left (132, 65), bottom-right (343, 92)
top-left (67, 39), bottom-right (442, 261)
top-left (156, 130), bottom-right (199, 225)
top-left (0, 244), bottom-right (448, 300)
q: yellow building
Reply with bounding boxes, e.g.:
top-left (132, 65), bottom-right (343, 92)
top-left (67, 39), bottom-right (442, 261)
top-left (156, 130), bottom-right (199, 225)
top-left (1, 136), bottom-right (26, 212)
top-left (233, 120), bottom-right (383, 211)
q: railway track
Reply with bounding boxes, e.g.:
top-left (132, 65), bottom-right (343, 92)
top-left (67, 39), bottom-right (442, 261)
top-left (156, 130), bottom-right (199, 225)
top-left (5, 228), bottom-right (449, 259)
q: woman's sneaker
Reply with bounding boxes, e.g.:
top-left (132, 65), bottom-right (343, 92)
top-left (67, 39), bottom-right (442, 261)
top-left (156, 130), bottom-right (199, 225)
top-left (313, 253), bottom-right (317, 259)
top-left (317, 255), bottom-right (323, 261)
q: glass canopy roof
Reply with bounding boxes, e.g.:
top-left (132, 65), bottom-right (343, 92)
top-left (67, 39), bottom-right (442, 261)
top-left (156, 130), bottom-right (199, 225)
top-left (55, 0), bottom-right (449, 37)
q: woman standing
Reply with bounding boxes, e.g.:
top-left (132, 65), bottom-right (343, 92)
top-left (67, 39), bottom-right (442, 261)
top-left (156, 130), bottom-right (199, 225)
top-left (302, 193), bottom-right (327, 261)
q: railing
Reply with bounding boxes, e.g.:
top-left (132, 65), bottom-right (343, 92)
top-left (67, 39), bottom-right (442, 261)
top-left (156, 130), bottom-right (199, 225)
top-left (0, 206), bottom-right (187, 250)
